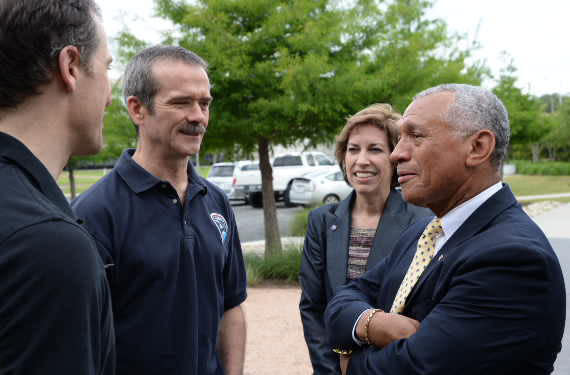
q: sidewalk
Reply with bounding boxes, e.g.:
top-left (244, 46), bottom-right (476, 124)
top-left (517, 193), bottom-right (570, 201)
top-left (530, 202), bottom-right (570, 239)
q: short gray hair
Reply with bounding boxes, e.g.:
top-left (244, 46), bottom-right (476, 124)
top-left (122, 45), bottom-right (208, 113)
top-left (415, 84), bottom-right (510, 169)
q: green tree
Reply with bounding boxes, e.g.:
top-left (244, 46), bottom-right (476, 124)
top-left (492, 61), bottom-right (546, 161)
top-left (118, 0), bottom-right (484, 254)
top-left (539, 93), bottom-right (564, 114)
top-left (542, 97), bottom-right (570, 160)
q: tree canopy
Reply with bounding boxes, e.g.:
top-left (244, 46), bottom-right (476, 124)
top-left (117, 0), bottom-right (486, 252)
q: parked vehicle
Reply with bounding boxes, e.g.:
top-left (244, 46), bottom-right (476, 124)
top-left (288, 167), bottom-right (353, 206)
top-left (207, 161), bottom-right (255, 203)
top-left (234, 152), bottom-right (336, 208)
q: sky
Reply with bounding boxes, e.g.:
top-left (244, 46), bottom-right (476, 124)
top-left (99, 0), bottom-right (569, 96)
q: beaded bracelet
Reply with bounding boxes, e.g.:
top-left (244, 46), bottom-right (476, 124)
top-left (332, 348), bottom-right (353, 356)
top-left (362, 308), bottom-right (383, 345)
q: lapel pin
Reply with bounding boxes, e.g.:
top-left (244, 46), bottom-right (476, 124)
top-left (330, 224), bottom-right (337, 231)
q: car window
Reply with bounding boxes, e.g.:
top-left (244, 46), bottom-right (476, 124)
top-left (334, 171), bottom-right (344, 181)
top-left (273, 155), bottom-right (302, 167)
top-left (306, 154), bottom-right (316, 166)
top-left (304, 170), bottom-right (332, 178)
top-left (240, 163), bottom-right (259, 171)
top-left (209, 165), bottom-right (235, 177)
top-left (315, 154), bottom-right (335, 166)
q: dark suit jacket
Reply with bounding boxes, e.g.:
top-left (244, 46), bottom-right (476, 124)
top-left (324, 184), bottom-right (566, 375)
top-left (299, 190), bottom-right (431, 375)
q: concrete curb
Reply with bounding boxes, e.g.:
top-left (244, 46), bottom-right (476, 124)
top-left (517, 193), bottom-right (570, 201)
top-left (242, 237), bottom-right (304, 255)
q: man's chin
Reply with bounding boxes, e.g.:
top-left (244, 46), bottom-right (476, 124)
top-left (73, 140), bottom-right (103, 157)
top-left (179, 145), bottom-right (201, 158)
top-left (400, 186), bottom-right (422, 206)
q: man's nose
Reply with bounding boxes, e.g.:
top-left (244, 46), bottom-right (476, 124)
top-left (186, 101), bottom-right (207, 123)
top-left (390, 140), bottom-right (406, 164)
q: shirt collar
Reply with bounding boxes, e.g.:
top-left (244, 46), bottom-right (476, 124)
top-left (116, 149), bottom-right (207, 195)
top-left (439, 181), bottom-right (503, 242)
top-left (0, 131), bottom-right (74, 217)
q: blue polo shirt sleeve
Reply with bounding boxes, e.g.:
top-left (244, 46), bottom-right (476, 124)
top-left (0, 220), bottom-right (115, 375)
top-left (222, 203), bottom-right (248, 311)
top-left (72, 195), bottom-right (116, 280)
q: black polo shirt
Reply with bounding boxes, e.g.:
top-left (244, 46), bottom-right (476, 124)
top-left (72, 149), bottom-right (247, 375)
top-left (0, 132), bottom-right (115, 374)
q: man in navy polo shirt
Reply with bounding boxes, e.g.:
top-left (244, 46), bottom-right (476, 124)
top-left (72, 46), bottom-right (247, 375)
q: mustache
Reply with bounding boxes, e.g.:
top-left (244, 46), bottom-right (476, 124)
top-left (181, 122), bottom-right (206, 135)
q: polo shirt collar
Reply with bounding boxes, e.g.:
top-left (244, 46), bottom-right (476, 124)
top-left (0, 131), bottom-right (74, 217)
top-left (116, 149), bottom-right (207, 195)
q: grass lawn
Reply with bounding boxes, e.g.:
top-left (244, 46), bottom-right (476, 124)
top-left (197, 166), bottom-right (211, 177)
top-left (504, 175), bottom-right (570, 196)
top-left (57, 168), bottom-right (570, 199)
top-left (58, 166), bottom-right (212, 197)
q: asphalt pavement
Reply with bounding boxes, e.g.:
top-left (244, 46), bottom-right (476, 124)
top-left (531, 203), bottom-right (570, 375)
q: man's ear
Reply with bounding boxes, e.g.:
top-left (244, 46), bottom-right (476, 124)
top-left (466, 129), bottom-right (496, 168)
top-left (57, 45), bottom-right (82, 92)
top-left (127, 96), bottom-right (146, 127)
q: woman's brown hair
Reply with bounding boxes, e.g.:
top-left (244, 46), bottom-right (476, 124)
top-left (335, 103), bottom-right (402, 188)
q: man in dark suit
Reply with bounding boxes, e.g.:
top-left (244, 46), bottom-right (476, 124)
top-left (324, 84), bottom-right (566, 375)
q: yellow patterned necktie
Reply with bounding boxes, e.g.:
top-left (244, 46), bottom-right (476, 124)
top-left (390, 218), bottom-right (443, 314)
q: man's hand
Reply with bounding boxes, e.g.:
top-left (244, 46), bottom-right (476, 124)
top-left (356, 310), bottom-right (420, 348)
top-left (339, 354), bottom-right (350, 375)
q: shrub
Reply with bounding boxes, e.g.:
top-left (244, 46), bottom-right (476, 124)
top-left (511, 160), bottom-right (570, 176)
top-left (290, 206), bottom-right (315, 237)
top-left (245, 246), bottom-right (303, 285)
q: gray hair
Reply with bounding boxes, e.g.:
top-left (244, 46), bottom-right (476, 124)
top-left (122, 45), bottom-right (208, 113)
top-left (414, 83), bottom-right (510, 169)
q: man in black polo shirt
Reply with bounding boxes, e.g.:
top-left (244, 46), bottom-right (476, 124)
top-left (72, 46), bottom-right (247, 375)
top-left (0, 1), bottom-right (115, 374)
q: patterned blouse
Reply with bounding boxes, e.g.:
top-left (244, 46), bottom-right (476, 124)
top-left (347, 227), bottom-right (376, 280)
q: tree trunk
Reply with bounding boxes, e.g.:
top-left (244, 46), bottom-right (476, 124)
top-left (547, 146), bottom-right (556, 160)
top-left (258, 137), bottom-right (282, 256)
top-left (530, 144), bottom-right (541, 162)
top-left (68, 167), bottom-right (77, 201)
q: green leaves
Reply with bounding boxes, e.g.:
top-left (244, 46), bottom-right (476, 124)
top-left (113, 0), bottom-right (487, 252)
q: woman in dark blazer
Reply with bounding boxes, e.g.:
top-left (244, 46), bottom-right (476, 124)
top-left (299, 104), bottom-right (431, 375)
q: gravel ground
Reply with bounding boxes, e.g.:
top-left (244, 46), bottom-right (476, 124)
top-left (242, 201), bottom-right (563, 374)
top-left (522, 200), bottom-right (565, 218)
top-left (243, 286), bottom-right (311, 375)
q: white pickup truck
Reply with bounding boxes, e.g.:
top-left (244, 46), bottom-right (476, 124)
top-left (234, 152), bottom-right (337, 207)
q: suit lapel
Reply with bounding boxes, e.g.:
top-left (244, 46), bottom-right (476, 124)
top-left (326, 192), bottom-right (354, 293)
top-left (368, 191), bottom-right (412, 267)
top-left (406, 184), bottom-right (519, 305)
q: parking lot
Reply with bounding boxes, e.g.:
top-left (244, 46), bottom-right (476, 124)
top-left (231, 201), bottom-right (304, 242)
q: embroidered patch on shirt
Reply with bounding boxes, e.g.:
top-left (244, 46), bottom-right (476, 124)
top-left (210, 213), bottom-right (229, 243)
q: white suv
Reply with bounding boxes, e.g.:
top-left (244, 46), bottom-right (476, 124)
top-left (207, 161), bottom-right (256, 203)
top-left (235, 151), bottom-right (336, 207)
